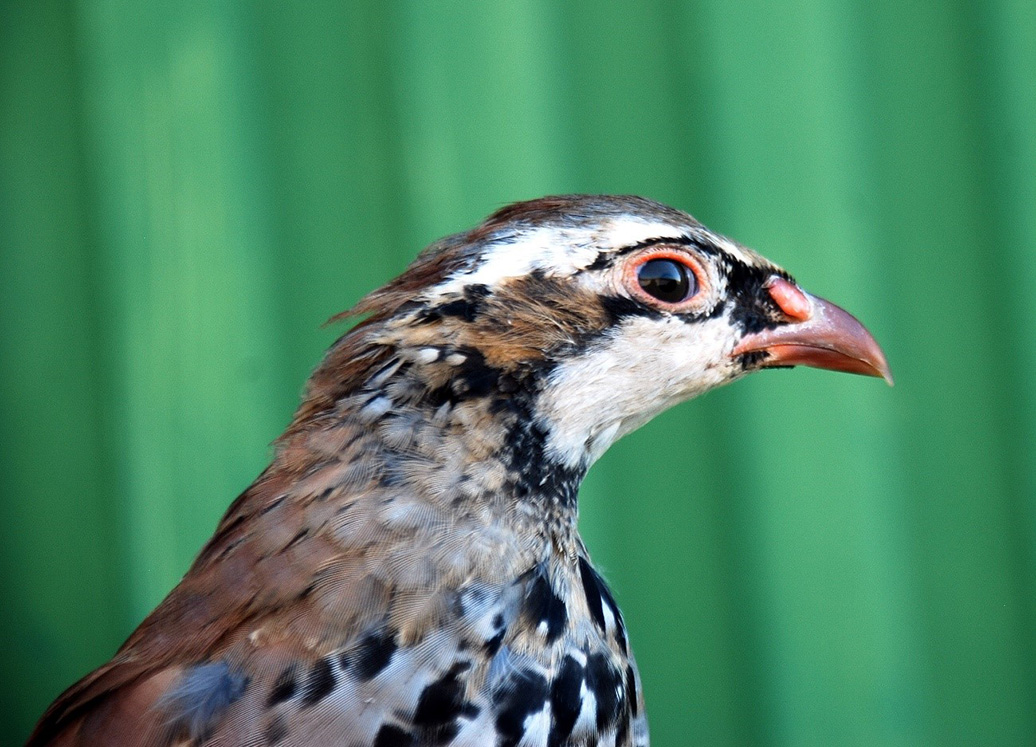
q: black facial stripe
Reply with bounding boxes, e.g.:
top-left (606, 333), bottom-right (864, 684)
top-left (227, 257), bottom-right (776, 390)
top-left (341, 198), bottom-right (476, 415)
top-left (707, 249), bottom-right (794, 334)
top-left (584, 235), bottom-right (697, 272)
top-left (598, 295), bottom-right (664, 325)
top-left (602, 292), bottom-right (727, 329)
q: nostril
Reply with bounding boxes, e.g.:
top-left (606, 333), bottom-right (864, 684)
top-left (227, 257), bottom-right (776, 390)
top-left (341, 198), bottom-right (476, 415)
top-left (766, 277), bottom-right (812, 322)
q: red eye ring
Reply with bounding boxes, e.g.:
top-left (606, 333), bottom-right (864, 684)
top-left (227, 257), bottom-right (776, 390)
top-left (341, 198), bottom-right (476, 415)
top-left (623, 248), bottom-right (707, 309)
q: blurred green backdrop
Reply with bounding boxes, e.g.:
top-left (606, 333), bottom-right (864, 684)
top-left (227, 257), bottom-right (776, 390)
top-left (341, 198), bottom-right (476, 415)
top-left (2, 1), bottom-right (1034, 745)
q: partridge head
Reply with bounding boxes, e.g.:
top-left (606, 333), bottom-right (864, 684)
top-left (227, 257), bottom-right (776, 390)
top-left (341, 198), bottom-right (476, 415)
top-left (30, 195), bottom-right (891, 747)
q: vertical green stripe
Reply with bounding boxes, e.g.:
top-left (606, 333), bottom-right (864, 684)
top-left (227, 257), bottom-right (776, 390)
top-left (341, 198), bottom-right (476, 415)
top-left (73, 1), bottom-right (285, 616)
top-left (0, 1), bottom-right (124, 738)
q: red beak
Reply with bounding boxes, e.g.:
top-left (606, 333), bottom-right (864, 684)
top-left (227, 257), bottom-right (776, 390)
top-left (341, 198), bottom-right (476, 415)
top-left (732, 277), bottom-right (894, 385)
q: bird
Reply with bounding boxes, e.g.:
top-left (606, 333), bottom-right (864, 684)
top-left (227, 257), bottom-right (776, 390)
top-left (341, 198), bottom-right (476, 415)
top-left (29, 194), bottom-right (891, 747)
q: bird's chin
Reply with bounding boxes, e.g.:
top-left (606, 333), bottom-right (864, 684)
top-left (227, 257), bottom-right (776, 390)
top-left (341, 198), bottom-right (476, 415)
top-left (732, 287), bottom-right (893, 385)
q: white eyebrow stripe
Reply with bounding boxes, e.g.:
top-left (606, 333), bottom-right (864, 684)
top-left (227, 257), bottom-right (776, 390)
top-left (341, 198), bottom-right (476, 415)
top-left (710, 234), bottom-right (758, 266)
top-left (595, 216), bottom-right (690, 252)
top-left (432, 217), bottom-right (688, 296)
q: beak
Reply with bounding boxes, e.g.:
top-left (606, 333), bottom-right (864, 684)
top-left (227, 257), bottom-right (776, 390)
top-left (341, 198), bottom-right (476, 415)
top-left (732, 277), bottom-right (894, 385)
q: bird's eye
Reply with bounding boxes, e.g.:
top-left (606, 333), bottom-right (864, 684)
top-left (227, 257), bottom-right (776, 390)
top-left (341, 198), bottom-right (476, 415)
top-left (636, 258), bottom-right (697, 303)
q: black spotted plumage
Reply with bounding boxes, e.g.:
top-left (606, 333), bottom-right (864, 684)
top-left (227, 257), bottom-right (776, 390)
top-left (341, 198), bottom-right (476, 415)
top-left (548, 656), bottom-right (584, 746)
top-left (413, 662), bottom-right (477, 728)
top-left (522, 565), bottom-right (569, 643)
top-left (494, 668), bottom-right (551, 747)
top-left (267, 669), bottom-right (297, 707)
top-left (300, 658), bottom-right (336, 707)
top-left (350, 629), bottom-right (398, 681)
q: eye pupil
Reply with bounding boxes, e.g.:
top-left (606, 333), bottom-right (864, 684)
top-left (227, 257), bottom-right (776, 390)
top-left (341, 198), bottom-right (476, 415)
top-left (637, 258), bottom-right (695, 303)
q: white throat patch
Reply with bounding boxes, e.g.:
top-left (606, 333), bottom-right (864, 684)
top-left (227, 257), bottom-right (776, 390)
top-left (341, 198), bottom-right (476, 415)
top-left (534, 313), bottom-right (742, 469)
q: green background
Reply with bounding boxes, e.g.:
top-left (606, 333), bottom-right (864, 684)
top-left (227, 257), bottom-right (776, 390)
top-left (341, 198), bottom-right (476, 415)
top-left (2, 1), bottom-right (1034, 744)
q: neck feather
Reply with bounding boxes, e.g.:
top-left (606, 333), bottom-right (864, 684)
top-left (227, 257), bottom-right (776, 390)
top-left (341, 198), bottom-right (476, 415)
top-left (271, 337), bottom-right (589, 558)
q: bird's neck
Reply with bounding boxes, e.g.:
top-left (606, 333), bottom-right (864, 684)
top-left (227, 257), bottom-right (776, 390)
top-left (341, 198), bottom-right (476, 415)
top-left (269, 351), bottom-right (592, 565)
